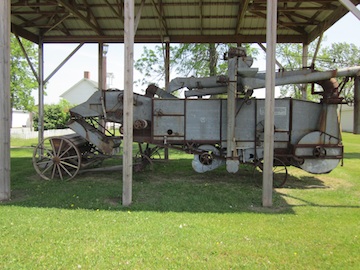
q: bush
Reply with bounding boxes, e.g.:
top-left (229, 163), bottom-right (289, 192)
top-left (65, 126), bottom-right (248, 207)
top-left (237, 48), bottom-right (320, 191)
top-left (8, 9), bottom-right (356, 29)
top-left (33, 100), bottom-right (72, 131)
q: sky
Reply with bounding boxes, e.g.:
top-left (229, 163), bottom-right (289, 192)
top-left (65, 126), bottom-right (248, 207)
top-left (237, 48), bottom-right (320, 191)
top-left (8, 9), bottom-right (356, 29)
top-left (38, 9), bottom-right (360, 105)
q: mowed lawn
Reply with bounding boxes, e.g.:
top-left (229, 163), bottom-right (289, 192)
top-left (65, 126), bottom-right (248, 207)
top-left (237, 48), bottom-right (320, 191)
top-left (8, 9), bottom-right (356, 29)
top-left (1, 133), bottom-right (359, 269)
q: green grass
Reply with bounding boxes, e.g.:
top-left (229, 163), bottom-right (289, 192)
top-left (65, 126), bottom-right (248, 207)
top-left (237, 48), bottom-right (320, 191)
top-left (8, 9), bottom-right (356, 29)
top-left (1, 133), bottom-right (359, 269)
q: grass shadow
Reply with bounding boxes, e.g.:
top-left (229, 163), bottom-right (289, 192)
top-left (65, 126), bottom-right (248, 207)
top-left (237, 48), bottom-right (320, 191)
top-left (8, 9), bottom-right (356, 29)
top-left (282, 173), bottom-right (331, 189)
top-left (343, 152), bottom-right (360, 159)
top-left (276, 192), bottom-right (360, 209)
top-left (5, 156), bottom-right (295, 214)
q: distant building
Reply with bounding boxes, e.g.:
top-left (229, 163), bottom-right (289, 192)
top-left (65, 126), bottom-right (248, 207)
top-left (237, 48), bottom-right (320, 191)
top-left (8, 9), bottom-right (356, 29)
top-left (12, 110), bottom-right (31, 128)
top-left (60, 71), bottom-right (98, 105)
top-left (339, 104), bottom-right (354, 133)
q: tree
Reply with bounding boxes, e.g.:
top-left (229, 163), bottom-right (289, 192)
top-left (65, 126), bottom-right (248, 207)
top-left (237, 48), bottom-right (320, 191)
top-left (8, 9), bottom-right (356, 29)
top-left (319, 42), bottom-right (360, 104)
top-left (10, 34), bottom-right (38, 111)
top-left (134, 43), bottom-right (259, 89)
top-left (33, 99), bottom-right (72, 131)
top-left (275, 39), bottom-right (360, 102)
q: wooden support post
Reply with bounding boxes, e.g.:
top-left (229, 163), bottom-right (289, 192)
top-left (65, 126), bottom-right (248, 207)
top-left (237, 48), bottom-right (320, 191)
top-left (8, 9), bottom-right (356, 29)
top-left (123, 0), bottom-right (135, 206)
top-left (98, 43), bottom-right (104, 91)
top-left (301, 43), bottom-right (308, 100)
top-left (226, 57), bottom-right (239, 173)
top-left (164, 41), bottom-right (170, 160)
top-left (0, 0), bottom-right (11, 201)
top-left (354, 76), bottom-right (360, 134)
top-left (98, 43), bottom-right (107, 133)
top-left (263, 0), bottom-right (278, 207)
top-left (38, 40), bottom-right (45, 148)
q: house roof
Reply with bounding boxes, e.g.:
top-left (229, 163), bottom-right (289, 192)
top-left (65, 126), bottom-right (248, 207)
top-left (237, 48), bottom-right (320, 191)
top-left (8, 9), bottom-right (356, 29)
top-left (60, 78), bottom-right (98, 98)
top-left (11, 0), bottom-right (360, 45)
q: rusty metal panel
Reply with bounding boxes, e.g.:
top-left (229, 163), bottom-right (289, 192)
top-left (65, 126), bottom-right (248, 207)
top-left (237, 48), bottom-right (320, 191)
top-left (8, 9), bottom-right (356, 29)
top-left (185, 99), bottom-right (222, 141)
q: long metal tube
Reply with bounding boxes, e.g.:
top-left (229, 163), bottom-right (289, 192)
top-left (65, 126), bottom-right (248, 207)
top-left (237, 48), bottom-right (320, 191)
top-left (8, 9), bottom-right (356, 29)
top-left (244, 67), bottom-right (360, 90)
top-left (273, 67), bottom-right (360, 87)
top-left (183, 67), bottom-right (360, 97)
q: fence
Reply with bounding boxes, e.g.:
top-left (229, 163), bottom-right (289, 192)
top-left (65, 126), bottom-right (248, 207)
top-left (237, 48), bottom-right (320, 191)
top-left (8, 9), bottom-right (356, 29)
top-left (10, 128), bottom-right (75, 140)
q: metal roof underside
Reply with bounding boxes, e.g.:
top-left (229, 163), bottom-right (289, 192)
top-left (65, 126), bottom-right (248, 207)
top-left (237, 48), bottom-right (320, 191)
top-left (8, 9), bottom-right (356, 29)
top-left (11, 0), bottom-right (360, 44)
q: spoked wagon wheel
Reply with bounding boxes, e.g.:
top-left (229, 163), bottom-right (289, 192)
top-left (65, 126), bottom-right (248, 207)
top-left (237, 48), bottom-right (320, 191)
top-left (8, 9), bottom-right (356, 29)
top-left (134, 143), bottom-right (162, 172)
top-left (134, 152), bottom-right (154, 172)
top-left (134, 143), bottom-right (157, 172)
top-left (33, 136), bottom-right (82, 181)
top-left (253, 157), bottom-right (288, 188)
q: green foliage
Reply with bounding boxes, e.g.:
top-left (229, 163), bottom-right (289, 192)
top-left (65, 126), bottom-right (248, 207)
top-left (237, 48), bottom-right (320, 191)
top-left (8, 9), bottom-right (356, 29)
top-left (320, 43), bottom-right (360, 104)
top-left (320, 42), bottom-right (360, 69)
top-left (33, 100), bottom-right (72, 131)
top-left (171, 43), bottom-right (226, 77)
top-left (135, 43), bottom-right (259, 89)
top-left (276, 38), bottom-right (360, 102)
top-left (10, 34), bottom-right (38, 111)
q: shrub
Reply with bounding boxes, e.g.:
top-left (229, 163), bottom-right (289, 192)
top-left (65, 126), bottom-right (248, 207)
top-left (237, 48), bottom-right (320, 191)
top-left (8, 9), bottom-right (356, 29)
top-left (33, 100), bottom-right (72, 131)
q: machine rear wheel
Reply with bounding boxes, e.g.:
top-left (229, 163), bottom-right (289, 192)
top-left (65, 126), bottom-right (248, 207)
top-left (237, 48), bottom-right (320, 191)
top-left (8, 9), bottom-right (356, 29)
top-left (294, 131), bottom-right (341, 174)
top-left (33, 136), bottom-right (82, 181)
top-left (253, 157), bottom-right (288, 188)
top-left (192, 145), bottom-right (223, 173)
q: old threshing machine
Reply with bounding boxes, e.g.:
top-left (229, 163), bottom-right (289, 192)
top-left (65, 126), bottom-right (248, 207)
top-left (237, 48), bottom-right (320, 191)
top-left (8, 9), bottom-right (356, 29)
top-left (33, 47), bottom-right (360, 186)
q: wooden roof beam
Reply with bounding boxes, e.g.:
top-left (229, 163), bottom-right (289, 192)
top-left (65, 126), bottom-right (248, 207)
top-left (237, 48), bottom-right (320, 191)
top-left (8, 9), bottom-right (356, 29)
top-left (251, 11), bottom-right (307, 35)
top-left (11, 23), bottom-right (39, 43)
top-left (104, 0), bottom-right (124, 28)
top-left (151, 0), bottom-right (169, 38)
top-left (41, 34), bottom-right (308, 44)
top-left (57, 0), bottom-right (103, 35)
top-left (235, 0), bottom-right (251, 35)
top-left (306, 2), bottom-right (351, 43)
top-left (340, 0), bottom-right (360, 20)
top-left (43, 13), bottom-right (72, 36)
top-left (199, 0), bottom-right (203, 35)
top-left (81, 0), bottom-right (103, 34)
top-left (250, 3), bottom-right (338, 12)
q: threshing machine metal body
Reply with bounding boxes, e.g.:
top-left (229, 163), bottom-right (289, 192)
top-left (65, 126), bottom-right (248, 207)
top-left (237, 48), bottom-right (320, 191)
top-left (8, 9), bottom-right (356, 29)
top-left (33, 47), bottom-right (360, 183)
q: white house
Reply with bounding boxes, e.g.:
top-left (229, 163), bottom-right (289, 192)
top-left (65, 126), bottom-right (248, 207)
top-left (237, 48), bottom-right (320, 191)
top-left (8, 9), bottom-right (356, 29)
top-left (12, 110), bottom-right (31, 128)
top-left (339, 104), bottom-right (354, 133)
top-left (60, 71), bottom-right (99, 105)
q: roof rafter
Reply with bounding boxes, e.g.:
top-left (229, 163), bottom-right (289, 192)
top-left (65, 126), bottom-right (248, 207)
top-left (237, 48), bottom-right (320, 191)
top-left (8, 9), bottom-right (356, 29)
top-left (235, 0), bottom-right (251, 35)
top-left (151, 0), bottom-right (169, 38)
top-left (199, 0), bottom-right (203, 35)
top-left (104, 0), bottom-right (124, 30)
top-left (306, 1), bottom-right (353, 43)
top-left (57, 0), bottom-right (103, 36)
